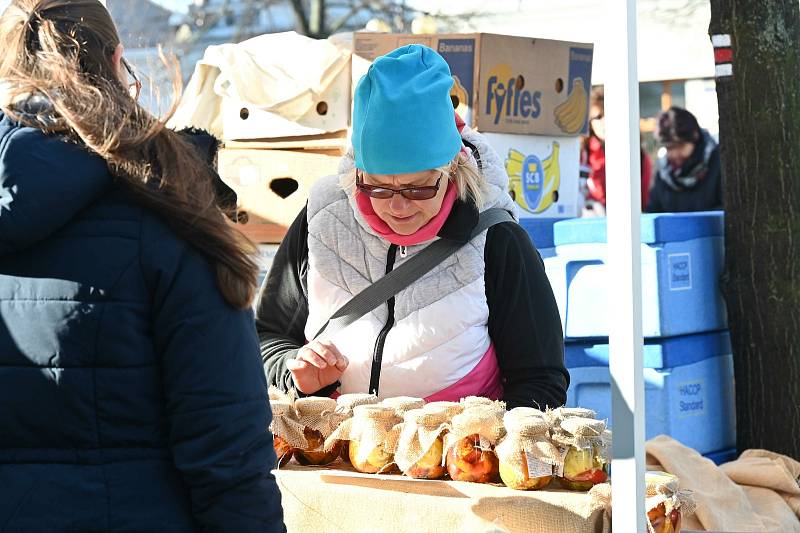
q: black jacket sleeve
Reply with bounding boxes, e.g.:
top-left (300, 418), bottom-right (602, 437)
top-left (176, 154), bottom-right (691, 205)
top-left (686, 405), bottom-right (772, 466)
top-left (646, 166), bottom-right (664, 213)
top-left (484, 222), bottom-right (569, 410)
top-left (254, 206), bottom-right (339, 397)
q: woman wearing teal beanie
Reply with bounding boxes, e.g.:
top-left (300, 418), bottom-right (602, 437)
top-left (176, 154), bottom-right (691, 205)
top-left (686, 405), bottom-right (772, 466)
top-left (257, 45), bottom-right (567, 409)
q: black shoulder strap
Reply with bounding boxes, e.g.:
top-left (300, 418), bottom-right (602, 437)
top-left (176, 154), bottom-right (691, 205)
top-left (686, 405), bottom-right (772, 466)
top-left (312, 208), bottom-right (515, 341)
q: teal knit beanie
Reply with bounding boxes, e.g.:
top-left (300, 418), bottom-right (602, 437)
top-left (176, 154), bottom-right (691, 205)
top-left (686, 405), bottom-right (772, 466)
top-left (352, 44), bottom-right (462, 175)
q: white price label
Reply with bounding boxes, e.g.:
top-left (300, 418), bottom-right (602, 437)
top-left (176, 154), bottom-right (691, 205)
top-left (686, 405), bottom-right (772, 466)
top-left (525, 452), bottom-right (553, 478)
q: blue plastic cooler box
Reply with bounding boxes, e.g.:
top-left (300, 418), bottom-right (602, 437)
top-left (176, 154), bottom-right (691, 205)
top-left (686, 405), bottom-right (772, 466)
top-left (546, 211), bottom-right (727, 339)
top-left (519, 218), bottom-right (564, 259)
top-left (565, 330), bottom-right (736, 455)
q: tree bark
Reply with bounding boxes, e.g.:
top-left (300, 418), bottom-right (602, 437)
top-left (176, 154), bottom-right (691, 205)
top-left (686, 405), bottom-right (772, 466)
top-left (709, 0), bottom-right (800, 458)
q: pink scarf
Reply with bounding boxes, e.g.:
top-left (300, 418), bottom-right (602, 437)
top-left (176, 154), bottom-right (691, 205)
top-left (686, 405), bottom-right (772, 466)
top-left (355, 180), bottom-right (458, 246)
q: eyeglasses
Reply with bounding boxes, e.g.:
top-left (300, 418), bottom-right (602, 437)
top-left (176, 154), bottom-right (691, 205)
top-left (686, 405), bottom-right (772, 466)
top-left (121, 58), bottom-right (141, 101)
top-left (356, 169), bottom-right (443, 200)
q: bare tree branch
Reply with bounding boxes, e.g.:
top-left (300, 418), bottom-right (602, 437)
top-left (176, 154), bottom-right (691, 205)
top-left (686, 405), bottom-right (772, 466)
top-left (289, 0), bottom-right (311, 35)
top-left (329, 0), bottom-right (370, 34)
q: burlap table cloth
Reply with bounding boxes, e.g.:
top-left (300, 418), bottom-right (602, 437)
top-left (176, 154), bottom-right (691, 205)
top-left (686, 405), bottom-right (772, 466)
top-left (274, 463), bottom-right (611, 533)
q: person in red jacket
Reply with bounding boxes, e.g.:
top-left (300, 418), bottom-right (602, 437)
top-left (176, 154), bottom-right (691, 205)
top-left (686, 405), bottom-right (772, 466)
top-left (580, 87), bottom-right (652, 214)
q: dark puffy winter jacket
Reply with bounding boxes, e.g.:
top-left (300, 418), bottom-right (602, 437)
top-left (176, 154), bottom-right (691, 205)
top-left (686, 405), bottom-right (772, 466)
top-left (0, 112), bottom-right (284, 532)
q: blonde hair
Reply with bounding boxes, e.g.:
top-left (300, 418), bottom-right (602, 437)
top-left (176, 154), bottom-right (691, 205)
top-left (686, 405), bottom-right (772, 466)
top-left (341, 149), bottom-right (487, 209)
top-left (0, 0), bottom-right (258, 308)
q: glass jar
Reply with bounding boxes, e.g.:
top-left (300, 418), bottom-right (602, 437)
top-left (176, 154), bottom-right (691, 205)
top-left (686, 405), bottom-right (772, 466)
top-left (444, 407), bottom-right (503, 483)
top-left (268, 400), bottom-right (306, 468)
top-left (334, 393), bottom-right (379, 465)
top-left (328, 404), bottom-right (401, 474)
top-left (395, 407), bottom-right (450, 479)
top-left (554, 417), bottom-right (609, 491)
top-left (560, 446), bottom-right (608, 490)
top-left (496, 410), bottom-right (556, 490)
top-left (292, 397), bottom-right (342, 466)
top-left (446, 434), bottom-right (500, 483)
top-left (646, 471), bottom-right (692, 533)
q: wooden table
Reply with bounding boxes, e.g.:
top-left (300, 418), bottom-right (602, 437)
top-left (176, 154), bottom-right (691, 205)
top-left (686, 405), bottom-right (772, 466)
top-left (274, 463), bottom-right (611, 533)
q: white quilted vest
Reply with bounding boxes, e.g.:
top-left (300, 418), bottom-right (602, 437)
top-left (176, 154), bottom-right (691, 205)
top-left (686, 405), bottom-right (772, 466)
top-left (304, 127), bottom-right (516, 399)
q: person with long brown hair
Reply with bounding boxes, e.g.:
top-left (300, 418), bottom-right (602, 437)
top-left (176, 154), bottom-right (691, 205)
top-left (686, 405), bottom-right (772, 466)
top-left (0, 1), bottom-right (284, 530)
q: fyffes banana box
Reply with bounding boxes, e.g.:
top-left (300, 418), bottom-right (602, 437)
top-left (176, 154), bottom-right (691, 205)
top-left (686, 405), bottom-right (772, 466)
top-left (484, 133), bottom-right (581, 219)
top-left (352, 32), bottom-right (594, 137)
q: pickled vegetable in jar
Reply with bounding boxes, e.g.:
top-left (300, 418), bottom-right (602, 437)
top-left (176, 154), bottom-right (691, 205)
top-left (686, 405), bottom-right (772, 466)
top-left (334, 393), bottom-right (379, 465)
top-left (394, 407), bottom-right (451, 479)
top-left (552, 417), bottom-right (609, 491)
top-left (292, 397), bottom-right (342, 466)
top-left (496, 409), bottom-right (558, 491)
top-left (326, 404), bottom-right (401, 474)
top-left (444, 406), bottom-right (504, 483)
top-left (646, 471), bottom-right (696, 533)
top-left (268, 400), bottom-right (307, 468)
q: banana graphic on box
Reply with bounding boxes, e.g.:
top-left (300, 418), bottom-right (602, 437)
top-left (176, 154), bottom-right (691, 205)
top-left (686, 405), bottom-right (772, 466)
top-left (554, 78), bottom-right (588, 134)
top-left (505, 141), bottom-right (561, 214)
top-left (450, 75), bottom-right (470, 118)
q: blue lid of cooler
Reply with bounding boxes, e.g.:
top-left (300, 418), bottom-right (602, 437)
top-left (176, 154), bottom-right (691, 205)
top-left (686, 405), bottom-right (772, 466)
top-left (564, 330), bottom-right (732, 369)
top-left (518, 218), bottom-right (565, 250)
top-left (553, 211), bottom-right (724, 246)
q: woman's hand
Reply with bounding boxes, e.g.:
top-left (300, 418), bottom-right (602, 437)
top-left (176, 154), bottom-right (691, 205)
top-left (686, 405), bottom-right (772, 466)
top-left (287, 340), bottom-right (349, 394)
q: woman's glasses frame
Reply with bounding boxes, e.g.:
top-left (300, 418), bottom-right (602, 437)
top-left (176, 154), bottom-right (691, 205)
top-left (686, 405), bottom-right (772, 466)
top-left (121, 58), bottom-right (141, 101)
top-left (355, 169), bottom-right (444, 201)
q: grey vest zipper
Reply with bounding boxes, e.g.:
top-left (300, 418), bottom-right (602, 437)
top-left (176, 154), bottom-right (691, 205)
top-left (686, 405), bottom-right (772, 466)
top-left (369, 244), bottom-right (398, 395)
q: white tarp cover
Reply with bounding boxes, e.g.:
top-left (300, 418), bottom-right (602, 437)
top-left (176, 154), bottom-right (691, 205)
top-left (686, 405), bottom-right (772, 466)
top-left (170, 31), bottom-right (350, 137)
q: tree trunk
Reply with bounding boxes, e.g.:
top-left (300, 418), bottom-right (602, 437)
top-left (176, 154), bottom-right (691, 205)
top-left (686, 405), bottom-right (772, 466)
top-left (709, 0), bottom-right (800, 458)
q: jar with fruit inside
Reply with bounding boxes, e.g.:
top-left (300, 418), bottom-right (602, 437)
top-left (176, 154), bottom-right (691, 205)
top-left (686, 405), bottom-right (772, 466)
top-left (327, 404), bottom-right (401, 474)
top-left (496, 409), bottom-right (559, 490)
top-left (444, 407), bottom-right (504, 483)
top-left (395, 407), bottom-right (451, 479)
top-left (553, 417), bottom-right (609, 491)
top-left (646, 471), bottom-right (695, 533)
top-left (334, 393), bottom-right (379, 464)
top-left (268, 400), bottom-right (308, 468)
top-left (293, 397), bottom-right (343, 466)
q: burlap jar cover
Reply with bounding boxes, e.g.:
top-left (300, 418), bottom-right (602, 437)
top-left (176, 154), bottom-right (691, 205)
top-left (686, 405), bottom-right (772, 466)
top-left (394, 406), bottom-right (451, 474)
top-left (335, 393), bottom-right (379, 418)
top-left (381, 396), bottom-right (426, 418)
top-left (269, 399), bottom-right (309, 449)
top-left (294, 397), bottom-right (341, 446)
top-left (645, 471), bottom-right (697, 533)
top-left (423, 401), bottom-right (464, 419)
top-left (268, 386), bottom-right (293, 403)
top-left (324, 404), bottom-right (402, 467)
top-left (459, 396), bottom-right (506, 411)
top-left (547, 407), bottom-right (597, 427)
top-left (495, 410), bottom-right (562, 479)
top-left (444, 406), bottom-right (506, 457)
top-left (551, 417), bottom-right (610, 477)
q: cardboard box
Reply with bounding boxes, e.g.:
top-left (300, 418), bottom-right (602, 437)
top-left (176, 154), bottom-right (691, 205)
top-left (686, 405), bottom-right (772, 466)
top-left (221, 59), bottom-right (351, 141)
top-left (484, 133), bottom-right (581, 219)
top-left (218, 148), bottom-right (342, 230)
top-left (352, 32), bottom-right (593, 137)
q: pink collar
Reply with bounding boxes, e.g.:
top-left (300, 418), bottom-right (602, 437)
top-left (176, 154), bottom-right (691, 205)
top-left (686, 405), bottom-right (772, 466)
top-left (355, 181), bottom-right (458, 246)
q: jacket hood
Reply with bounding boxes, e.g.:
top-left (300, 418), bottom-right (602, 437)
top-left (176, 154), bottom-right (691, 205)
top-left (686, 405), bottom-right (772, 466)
top-left (0, 110), bottom-right (112, 255)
